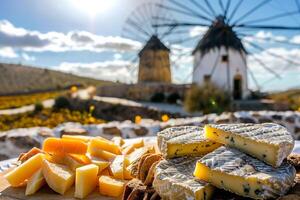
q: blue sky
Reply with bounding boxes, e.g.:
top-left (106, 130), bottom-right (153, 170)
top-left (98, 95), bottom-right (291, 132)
top-left (0, 0), bottom-right (299, 91)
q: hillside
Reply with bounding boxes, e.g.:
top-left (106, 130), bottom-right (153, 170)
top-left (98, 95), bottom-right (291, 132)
top-left (269, 89), bottom-right (300, 110)
top-left (0, 63), bottom-right (113, 95)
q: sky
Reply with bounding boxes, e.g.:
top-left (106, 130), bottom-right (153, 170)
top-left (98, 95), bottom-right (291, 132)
top-left (0, 0), bottom-right (299, 92)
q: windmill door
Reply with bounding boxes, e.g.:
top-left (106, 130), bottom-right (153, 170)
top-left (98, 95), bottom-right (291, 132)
top-left (233, 74), bottom-right (242, 100)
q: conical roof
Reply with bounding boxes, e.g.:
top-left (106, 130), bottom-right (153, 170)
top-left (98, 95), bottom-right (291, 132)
top-left (139, 35), bottom-right (170, 56)
top-left (192, 16), bottom-right (246, 55)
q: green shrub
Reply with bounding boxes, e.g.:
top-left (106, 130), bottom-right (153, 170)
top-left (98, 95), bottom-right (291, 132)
top-left (150, 92), bottom-right (165, 103)
top-left (34, 102), bottom-right (43, 113)
top-left (166, 92), bottom-right (181, 104)
top-left (184, 83), bottom-right (230, 114)
top-left (54, 96), bottom-right (70, 110)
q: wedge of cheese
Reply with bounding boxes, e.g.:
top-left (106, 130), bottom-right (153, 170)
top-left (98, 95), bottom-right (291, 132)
top-left (157, 126), bottom-right (221, 158)
top-left (25, 168), bottom-right (45, 196)
top-left (153, 157), bottom-right (214, 200)
top-left (42, 159), bottom-right (74, 195)
top-left (75, 164), bottom-right (99, 199)
top-left (204, 123), bottom-right (294, 167)
top-left (5, 153), bottom-right (44, 187)
top-left (194, 146), bottom-right (296, 199)
top-left (99, 175), bottom-right (125, 197)
top-left (89, 138), bottom-right (121, 155)
top-left (110, 155), bottom-right (126, 179)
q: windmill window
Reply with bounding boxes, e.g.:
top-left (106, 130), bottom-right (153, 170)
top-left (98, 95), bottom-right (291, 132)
top-left (204, 75), bottom-right (211, 82)
top-left (221, 55), bottom-right (228, 62)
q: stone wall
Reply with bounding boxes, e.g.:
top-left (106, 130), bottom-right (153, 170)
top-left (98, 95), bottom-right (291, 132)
top-left (97, 83), bottom-right (190, 101)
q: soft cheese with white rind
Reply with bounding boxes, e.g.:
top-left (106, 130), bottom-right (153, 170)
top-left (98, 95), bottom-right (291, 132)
top-left (194, 146), bottom-right (296, 199)
top-left (204, 123), bottom-right (294, 167)
top-left (157, 126), bottom-right (221, 158)
top-left (153, 156), bottom-right (214, 200)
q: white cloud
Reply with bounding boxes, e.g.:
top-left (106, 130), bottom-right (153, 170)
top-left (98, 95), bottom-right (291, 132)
top-left (189, 26), bottom-right (208, 37)
top-left (0, 47), bottom-right (18, 58)
top-left (0, 20), bottom-right (142, 53)
top-left (21, 53), bottom-right (35, 61)
top-left (55, 60), bottom-right (137, 83)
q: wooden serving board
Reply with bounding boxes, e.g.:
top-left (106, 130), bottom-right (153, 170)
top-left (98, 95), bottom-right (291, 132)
top-left (0, 137), bottom-right (157, 200)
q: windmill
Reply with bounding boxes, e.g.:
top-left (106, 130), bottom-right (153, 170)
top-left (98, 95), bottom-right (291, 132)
top-left (122, 2), bottom-right (187, 84)
top-left (154, 0), bottom-right (300, 99)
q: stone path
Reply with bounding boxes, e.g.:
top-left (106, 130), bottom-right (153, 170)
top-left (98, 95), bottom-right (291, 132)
top-left (0, 99), bottom-right (54, 115)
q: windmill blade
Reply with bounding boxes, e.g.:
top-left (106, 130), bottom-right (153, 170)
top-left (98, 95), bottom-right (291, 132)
top-left (239, 32), bottom-right (300, 47)
top-left (122, 27), bottom-right (148, 42)
top-left (224, 0), bottom-right (231, 19)
top-left (296, 0), bottom-right (300, 11)
top-left (245, 39), bottom-right (300, 66)
top-left (153, 22), bottom-right (210, 28)
top-left (204, 0), bottom-right (217, 17)
top-left (188, 0), bottom-right (214, 19)
top-left (228, 0), bottom-right (244, 24)
top-left (169, 34), bottom-right (202, 45)
top-left (218, 0), bottom-right (226, 16)
top-left (240, 55), bottom-right (261, 90)
top-left (238, 10), bottom-right (300, 25)
top-left (232, 0), bottom-right (272, 25)
top-left (236, 24), bottom-right (300, 31)
top-left (167, 0), bottom-right (213, 22)
top-left (209, 51), bottom-right (221, 77)
top-left (127, 18), bottom-right (152, 37)
top-left (156, 3), bottom-right (204, 20)
top-left (250, 54), bottom-right (281, 79)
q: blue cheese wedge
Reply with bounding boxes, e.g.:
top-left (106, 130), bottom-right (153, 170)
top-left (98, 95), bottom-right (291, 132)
top-left (194, 146), bottom-right (296, 199)
top-left (204, 123), bottom-right (294, 167)
top-left (157, 126), bottom-right (221, 158)
top-left (153, 157), bottom-right (214, 200)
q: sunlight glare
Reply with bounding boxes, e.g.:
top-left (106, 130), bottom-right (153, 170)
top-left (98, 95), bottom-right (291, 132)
top-left (74, 0), bottom-right (115, 17)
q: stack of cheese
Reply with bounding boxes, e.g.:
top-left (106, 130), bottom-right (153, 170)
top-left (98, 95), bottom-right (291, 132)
top-left (153, 124), bottom-right (296, 200)
top-left (4, 135), bottom-right (157, 199)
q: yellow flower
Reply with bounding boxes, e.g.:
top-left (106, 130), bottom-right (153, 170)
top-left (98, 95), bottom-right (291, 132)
top-left (89, 116), bottom-right (96, 123)
top-left (161, 114), bottom-right (169, 122)
top-left (70, 86), bottom-right (78, 93)
top-left (135, 115), bottom-right (142, 124)
top-left (89, 105), bottom-right (95, 112)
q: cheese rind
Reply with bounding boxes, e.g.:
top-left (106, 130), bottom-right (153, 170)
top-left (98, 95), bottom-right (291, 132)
top-left (153, 157), bottom-right (214, 200)
top-left (194, 146), bottom-right (296, 199)
top-left (157, 126), bottom-right (221, 158)
top-left (204, 123), bottom-right (294, 167)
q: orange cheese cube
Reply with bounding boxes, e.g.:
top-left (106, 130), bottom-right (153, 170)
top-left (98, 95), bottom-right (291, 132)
top-left (89, 138), bottom-right (121, 155)
top-left (99, 175), bottom-right (125, 197)
top-left (62, 135), bottom-right (93, 143)
top-left (42, 159), bottom-right (74, 195)
top-left (100, 168), bottom-right (111, 176)
top-left (43, 138), bottom-right (87, 155)
top-left (68, 154), bottom-right (91, 165)
top-left (75, 164), bottom-right (99, 199)
top-left (5, 153), bottom-right (44, 187)
top-left (25, 168), bottom-right (45, 196)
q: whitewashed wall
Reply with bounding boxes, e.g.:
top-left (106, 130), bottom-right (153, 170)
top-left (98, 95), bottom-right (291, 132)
top-left (193, 47), bottom-right (249, 99)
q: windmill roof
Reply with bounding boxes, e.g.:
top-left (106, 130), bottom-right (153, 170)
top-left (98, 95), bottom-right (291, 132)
top-left (139, 35), bottom-right (170, 56)
top-left (192, 16), bottom-right (246, 55)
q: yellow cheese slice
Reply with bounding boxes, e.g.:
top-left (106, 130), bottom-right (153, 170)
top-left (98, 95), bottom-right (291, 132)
top-left (75, 164), bottom-right (99, 199)
top-left (5, 153), bottom-right (44, 187)
top-left (25, 168), bottom-right (45, 196)
top-left (99, 175), bottom-right (125, 197)
top-left (42, 159), bottom-right (74, 195)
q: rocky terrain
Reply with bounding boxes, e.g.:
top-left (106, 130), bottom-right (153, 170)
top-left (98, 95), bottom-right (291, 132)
top-left (0, 110), bottom-right (298, 161)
